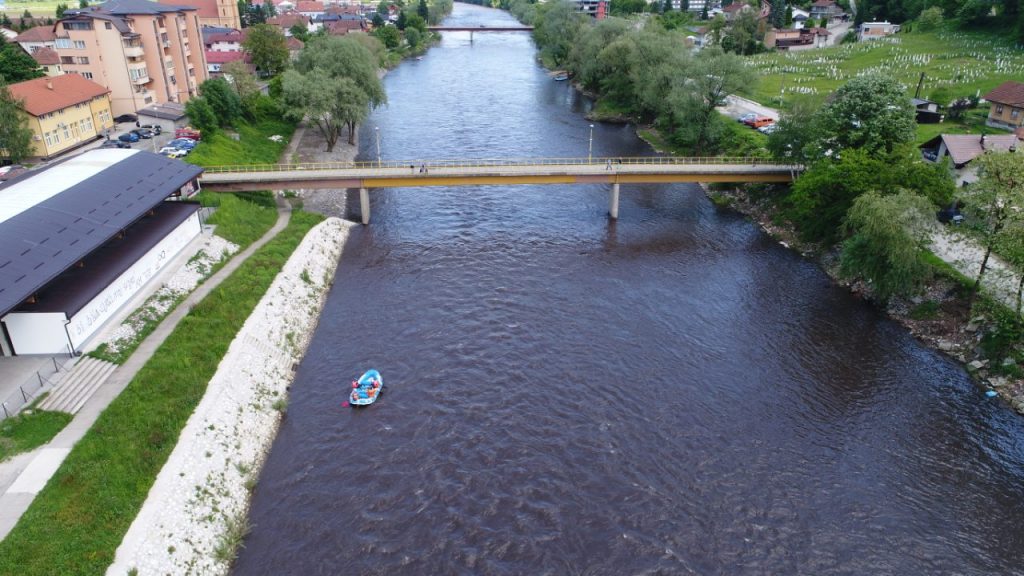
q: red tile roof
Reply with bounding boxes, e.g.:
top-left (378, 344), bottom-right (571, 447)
top-left (724, 3), bottom-right (747, 12)
top-left (811, 0), bottom-right (838, 6)
top-left (296, 1), bottom-right (324, 12)
top-left (206, 29), bottom-right (247, 44)
top-left (205, 50), bottom-right (247, 64)
top-left (984, 81), bottom-right (1024, 107)
top-left (326, 20), bottom-right (364, 35)
top-left (14, 25), bottom-right (56, 43)
top-left (30, 47), bottom-right (60, 66)
top-left (285, 36), bottom-right (304, 50)
top-left (267, 13), bottom-right (310, 28)
top-left (7, 74), bottom-right (109, 116)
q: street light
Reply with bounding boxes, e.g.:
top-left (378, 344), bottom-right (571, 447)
top-left (375, 127), bottom-right (381, 167)
top-left (588, 124), bottom-right (594, 163)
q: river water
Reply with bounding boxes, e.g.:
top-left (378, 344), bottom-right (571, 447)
top-left (235, 4), bottom-right (1024, 574)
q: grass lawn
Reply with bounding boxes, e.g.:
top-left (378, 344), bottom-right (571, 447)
top-left (0, 400), bottom-right (72, 463)
top-left (743, 28), bottom-right (1024, 111)
top-left (0, 210), bottom-right (325, 576)
top-left (186, 117), bottom-right (296, 168)
top-left (2, 0), bottom-right (64, 19)
top-left (915, 108), bottom-right (990, 144)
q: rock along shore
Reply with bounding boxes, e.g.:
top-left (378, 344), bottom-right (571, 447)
top-left (107, 217), bottom-right (354, 576)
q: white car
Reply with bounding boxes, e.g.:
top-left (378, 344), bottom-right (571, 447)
top-left (757, 124), bottom-right (778, 135)
top-left (159, 146), bottom-right (188, 158)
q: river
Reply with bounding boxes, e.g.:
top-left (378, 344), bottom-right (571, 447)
top-left (234, 4), bottom-right (1024, 574)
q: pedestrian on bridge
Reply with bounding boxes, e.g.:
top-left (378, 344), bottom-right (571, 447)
top-left (606, 160), bottom-right (612, 170)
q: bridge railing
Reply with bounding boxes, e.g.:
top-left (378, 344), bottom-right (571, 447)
top-left (201, 156), bottom-right (800, 174)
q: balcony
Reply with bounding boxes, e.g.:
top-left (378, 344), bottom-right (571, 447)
top-left (123, 45), bottom-right (144, 58)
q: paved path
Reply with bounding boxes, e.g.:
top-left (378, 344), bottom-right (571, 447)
top-left (931, 227), bottom-right (1022, 311)
top-left (0, 198), bottom-right (293, 541)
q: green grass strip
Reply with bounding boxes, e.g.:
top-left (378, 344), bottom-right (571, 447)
top-left (185, 118), bottom-right (296, 167)
top-left (0, 401), bottom-right (72, 463)
top-left (0, 211), bottom-right (325, 576)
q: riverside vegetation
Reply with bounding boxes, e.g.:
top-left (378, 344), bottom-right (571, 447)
top-left (506, 1), bottom-right (1024, 405)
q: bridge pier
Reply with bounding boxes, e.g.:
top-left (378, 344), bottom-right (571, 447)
top-left (360, 188), bottom-right (370, 225)
top-left (609, 183), bottom-right (619, 220)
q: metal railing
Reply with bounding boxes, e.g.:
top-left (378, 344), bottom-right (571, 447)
top-left (201, 156), bottom-right (802, 175)
top-left (0, 347), bottom-right (75, 420)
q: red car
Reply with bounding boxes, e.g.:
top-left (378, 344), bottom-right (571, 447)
top-left (174, 128), bottom-right (202, 141)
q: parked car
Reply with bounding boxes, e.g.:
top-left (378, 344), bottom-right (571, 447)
top-left (738, 113), bottom-right (757, 124)
top-left (131, 128), bottom-right (154, 139)
top-left (167, 138), bottom-right (197, 150)
top-left (159, 147), bottom-right (188, 158)
top-left (749, 117), bottom-right (775, 129)
top-left (174, 127), bottom-right (201, 141)
top-left (100, 139), bottom-right (130, 149)
top-left (118, 132), bottom-right (140, 143)
top-left (113, 113), bottom-right (137, 123)
top-left (757, 124), bottom-right (778, 134)
top-left (139, 124), bottom-right (162, 135)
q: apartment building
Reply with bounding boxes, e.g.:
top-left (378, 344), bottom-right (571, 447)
top-left (55, 0), bottom-right (209, 117)
top-left (158, 0), bottom-right (241, 29)
top-left (8, 74), bottom-right (114, 159)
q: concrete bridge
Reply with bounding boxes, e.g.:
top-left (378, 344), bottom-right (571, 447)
top-left (426, 25), bottom-right (533, 41)
top-left (199, 157), bottom-right (801, 224)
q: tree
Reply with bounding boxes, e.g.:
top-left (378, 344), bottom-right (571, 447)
top-left (0, 39), bottom-right (44, 83)
top-left (79, 0), bottom-right (88, 8)
top-left (0, 81), bottom-right (35, 164)
top-left (785, 5), bottom-right (793, 26)
top-left (221, 60), bottom-right (264, 119)
top-left (962, 151), bottom-right (1024, 306)
top-left (767, 94), bottom-right (824, 164)
top-left (372, 12), bottom-right (385, 27)
top-left (405, 26), bottom-right (422, 48)
top-left (917, 6), bottom-right (944, 30)
top-left (184, 96), bottom-right (217, 136)
top-left (840, 190), bottom-right (935, 301)
top-left (373, 24), bottom-right (401, 48)
top-left (701, 4), bottom-right (709, 19)
top-left (21, 10), bottom-right (32, 20)
top-left (242, 24), bottom-right (289, 76)
top-left (199, 77), bottom-right (241, 126)
top-left (667, 48), bottom-right (754, 155)
top-left (404, 13), bottom-right (426, 33)
top-left (771, 0), bottom-right (786, 28)
top-left (377, 0), bottom-right (390, 16)
top-left (56, 3), bottom-right (69, 18)
top-left (815, 75), bottom-right (916, 158)
top-left (417, 0), bottom-right (429, 19)
top-left (396, 10), bottom-right (407, 30)
top-left (289, 23), bottom-right (310, 42)
top-left (533, 0), bottom-right (585, 67)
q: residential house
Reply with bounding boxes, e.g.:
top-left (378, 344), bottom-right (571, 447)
top-left (29, 47), bottom-right (63, 76)
top-left (857, 21), bottom-right (899, 41)
top-left (984, 81), bottom-right (1024, 131)
top-left (911, 97), bottom-right (942, 123)
top-left (920, 133), bottom-right (1019, 184)
top-left (723, 2), bottom-right (753, 20)
top-left (7, 74), bottom-right (114, 159)
top-left (323, 18), bottom-right (365, 36)
top-left (205, 49), bottom-right (247, 74)
top-left (0, 27), bottom-right (18, 41)
top-left (55, 0), bottom-right (210, 117)
top-left (765, 26), bottom-right (829, 49)
top-left (296, 0), bottom-right (326, 19)
top-left (14, 25), bottom-right (56, 53)
top-left (267, 12), bottom-right (312, 36)
top-left (791, 7), bottom-right (810, 24)
top-left (158, 0), bottom-right (240, 29)
top-left (204, 28), bottom-right (246, 51)
top-left (809, 0), bottom-right (843, 20)
top-left (285, 35), bottom-right (304, 59)
top-left (573, 0), bottom-right (608, 19)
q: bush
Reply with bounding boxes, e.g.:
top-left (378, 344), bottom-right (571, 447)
top-left (917, 6), bottom-right (944, 32)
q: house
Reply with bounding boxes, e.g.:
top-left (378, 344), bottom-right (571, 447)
top-left (296, 0), bottom-right (325, 18)
top-left (723, 2), bottom-right (752, 20)
top-left (55, 0), bottom-right (210, 117)
top-left (267, 12), bottom-right (312, 36)
top-left (983, 81), bottom-right (1024, 131)
top-left (323, 19), bottom-right (365, 35)
top-left (158, 0), bottom-right (240, 29)
top-left (911, 97), bottom-right (942, 123)
top-left (809, 0), bottom-right (843, 20)
top-left (857, 21), bottom-right (899, 41)
top-left (920, 134), bottom-right (1019, 186)
top-left (205, 49), bottom-right (247, 74)
top-left (14, 25), bottom-right (56, 53)
top-left (0, 27), bottom-right (18, 41)
top-left (7, 74), bottom-right (114, 159)
top-left (29, 47), bottom-right (63, 76)
top-left (285, 35), bottom-right (304, 59)
top-left (204, 28), bottom-right (246, 51)
top-left (765, 26), bottom-right (829, 49)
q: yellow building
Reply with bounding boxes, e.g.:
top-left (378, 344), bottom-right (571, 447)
top-left (8, 74), bottom-right (115, 159)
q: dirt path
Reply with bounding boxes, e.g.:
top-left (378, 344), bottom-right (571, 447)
top-left (931, 227), bottom-right (1022, 311)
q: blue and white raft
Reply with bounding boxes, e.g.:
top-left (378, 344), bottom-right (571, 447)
top-left (350, 369), bottom-right (384, 406)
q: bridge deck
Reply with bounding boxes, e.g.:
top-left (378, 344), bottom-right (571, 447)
top-left (199, 157), bottom-right (800, 192)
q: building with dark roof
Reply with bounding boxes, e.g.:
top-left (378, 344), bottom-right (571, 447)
top-left (0, 149), bottom-right (203, 356)
top-left (7, 75), bottom-right (114, 159)
top-left (984, 81), bottom-right (1024, 131)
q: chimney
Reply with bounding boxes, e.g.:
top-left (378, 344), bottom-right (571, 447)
top-left (46, 79), bottom-right (53, 90)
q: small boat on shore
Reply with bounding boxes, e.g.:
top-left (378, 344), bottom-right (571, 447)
top-left (350, 369), bottom-right (384, 406)
top-left (553, 72), bottom-right (569, 81)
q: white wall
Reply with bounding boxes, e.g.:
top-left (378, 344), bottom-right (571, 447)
top-left (2, 312), bottom-right (70, 355)
top-left (66, 211), bottom-right (201, 351)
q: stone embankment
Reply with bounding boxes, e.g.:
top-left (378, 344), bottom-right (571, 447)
top-left (107, 217), bottom-right (353, 576)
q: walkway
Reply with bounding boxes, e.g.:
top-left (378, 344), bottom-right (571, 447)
top-left (0, 197), bottom-right (293, 541)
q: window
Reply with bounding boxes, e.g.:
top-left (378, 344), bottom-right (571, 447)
top-left (82, 71), bottom-right (93, 79)
top-left (1013, 109), bottom-right (1021, 120)
top-left (105, 22), bottom-right (112, 29)
top-left (169, 75), bottom-right (176, 84)
top-left (52, 130), bottom-right (60, 144)
top-left (73, 40), bottom-right (86, 49)
top-left (997, 105), bottom-right (1005, 114)
top-left (76, 57), bottom-right (89, 64)
top-left (60, 56), bottom-right (74, 65)
top-left (63, 125), bottom-right (71, 141)
top-left (44, 131), bottom-right (53, 147)
top-left (62, 21), bottom-right (92, 31)
top-left (55, 38), bottom-right (73, 49)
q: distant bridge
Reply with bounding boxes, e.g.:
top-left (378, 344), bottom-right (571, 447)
top-left (199, 157), bottom-right (801, 224)
top-left (426, 25), bottom-right (533, 41)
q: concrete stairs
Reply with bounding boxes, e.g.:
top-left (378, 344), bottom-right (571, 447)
top-left (38, 357), bottom-right (118, 415)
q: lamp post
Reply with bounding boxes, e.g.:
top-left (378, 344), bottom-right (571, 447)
top-left (588, 124), bottom-right (594, 163)
top-left (375, 127), bottom-right (381, 167)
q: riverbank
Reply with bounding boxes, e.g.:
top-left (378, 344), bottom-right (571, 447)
top-left (707, 183), bottom-right (1024, 413)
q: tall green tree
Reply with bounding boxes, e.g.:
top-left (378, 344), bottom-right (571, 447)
top-left (56, 3), bottom-right (69, 18)
top-left (79, 0), bottom-right (88, 8)
top-left (771, 0), bottom-right (786, 28)
top-left (184, 96), bottom-right (217, 136)
top-left (0, 40), bottom-right (43, 83)
top-left (198, 77), bottom-right (241, 126)
top-left (962, 151), bottom-right (1024, 306)
top-left (417, 0), bottom-right (429, 19)
top-left (815, 75), bottom-right (916, 158)
top-left (373, 24), bottom-right (401, 48)
top-left (533, 0), bottom-right (585, 67)
top-left (0, 80), bottom-right (35, 163)
top-left (667, 48), bottom-right (754, 155)
top-left (242, 24), bottom-right (289, 76)
top-left (840, 190), bottom-right (935, 302)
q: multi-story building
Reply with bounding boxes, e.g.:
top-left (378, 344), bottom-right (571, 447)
top-left (56, 0), bottom-right (209, 117)
top-left (158, 0), bottom-right (240, 29)
top-left (7, 74), bottom-right (114, 159)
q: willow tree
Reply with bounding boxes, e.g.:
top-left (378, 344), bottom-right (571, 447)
top-left (668, 48), bottom-right (754, 155)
